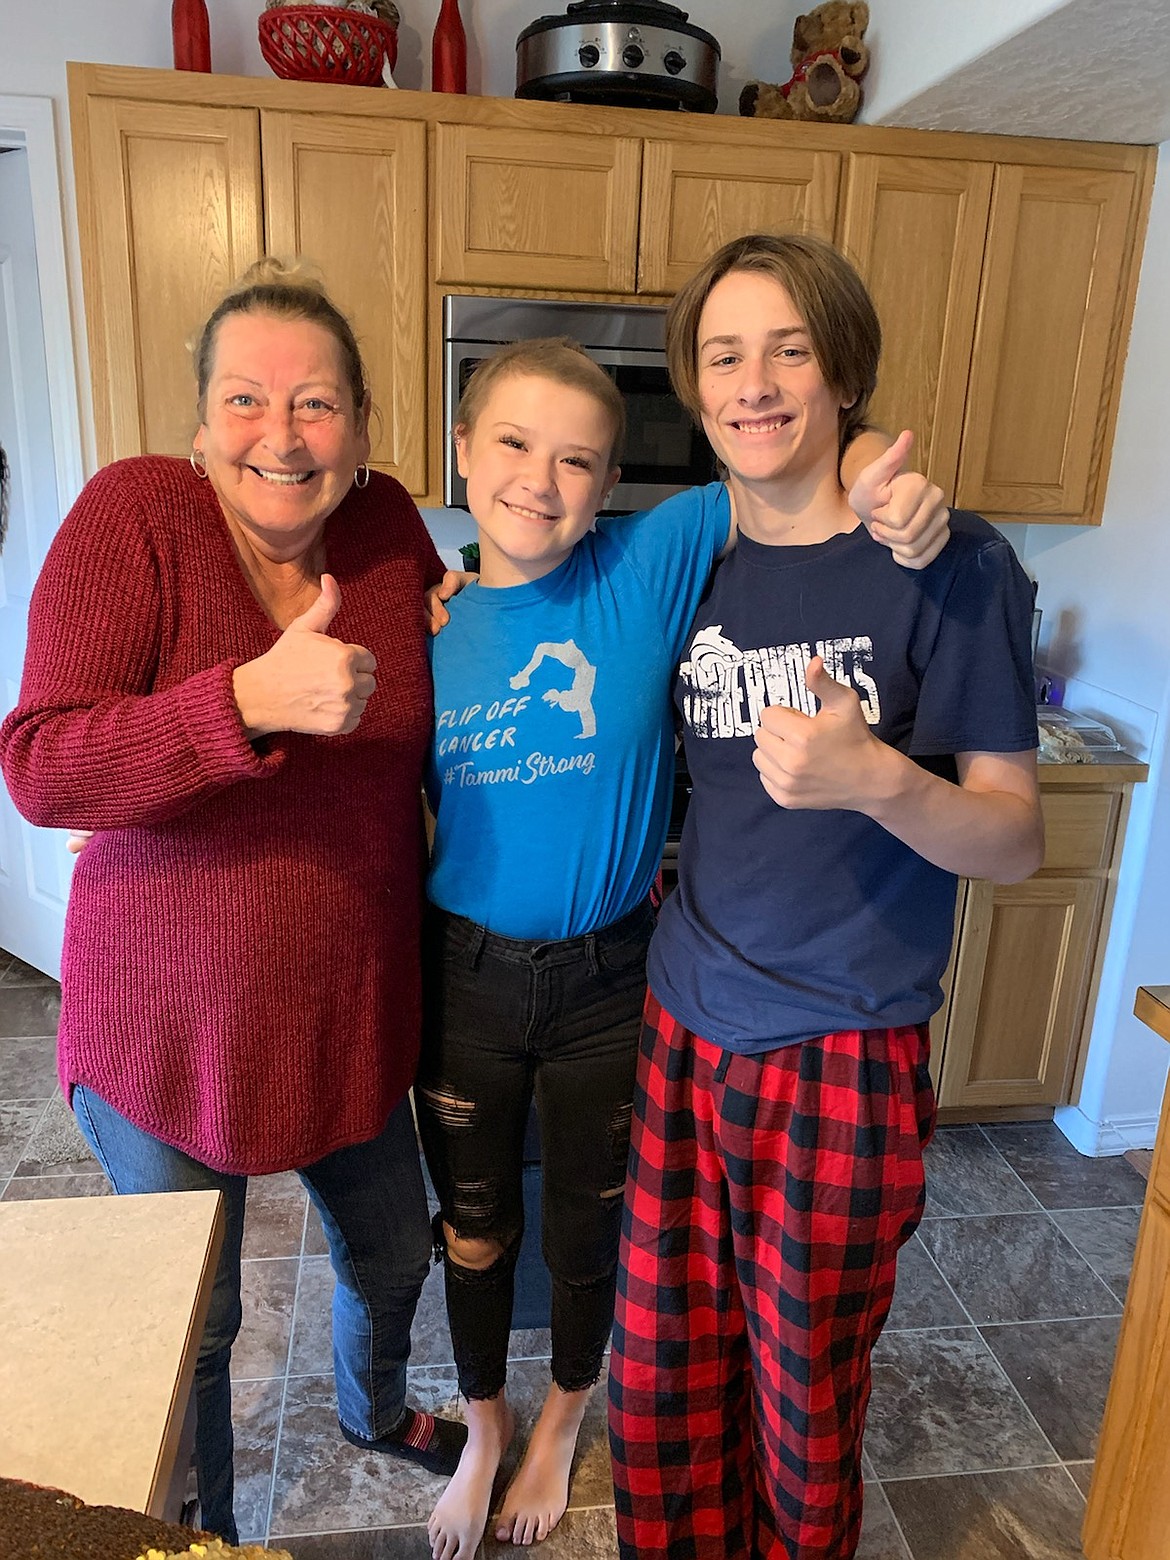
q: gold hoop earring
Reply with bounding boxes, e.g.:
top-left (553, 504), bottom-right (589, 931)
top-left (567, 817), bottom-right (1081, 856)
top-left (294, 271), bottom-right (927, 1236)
top-left (354, 463), bottom-right (370, 490)
top-left (190, 449), bottom-right (209, 480)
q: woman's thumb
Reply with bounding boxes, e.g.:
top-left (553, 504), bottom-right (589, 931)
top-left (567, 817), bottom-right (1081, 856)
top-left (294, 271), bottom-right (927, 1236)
top-left (287, 572), bottom-right (341, 635)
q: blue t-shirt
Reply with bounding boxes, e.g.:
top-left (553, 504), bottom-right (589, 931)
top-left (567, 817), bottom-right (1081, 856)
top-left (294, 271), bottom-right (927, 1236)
top-left (647, 510), bottom-right (1039, 1051)
top-left (426, 483), bottom-right (730, 939)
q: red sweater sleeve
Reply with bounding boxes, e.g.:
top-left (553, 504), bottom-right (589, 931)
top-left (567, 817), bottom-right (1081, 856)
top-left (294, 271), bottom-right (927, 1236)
top-left (0, 462), bottom-right (283, 829)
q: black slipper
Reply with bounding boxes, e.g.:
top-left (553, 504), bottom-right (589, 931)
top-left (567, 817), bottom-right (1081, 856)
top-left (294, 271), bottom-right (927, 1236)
top-left (340, 1407), bottom-right (468, 1478)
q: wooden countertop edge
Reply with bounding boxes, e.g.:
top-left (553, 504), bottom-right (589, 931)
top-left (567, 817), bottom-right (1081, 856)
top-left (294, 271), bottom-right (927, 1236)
top-left (1038, 757), bottom-right (1148, 785)
top-left (1134, 986), bottom-right (1170, 1046)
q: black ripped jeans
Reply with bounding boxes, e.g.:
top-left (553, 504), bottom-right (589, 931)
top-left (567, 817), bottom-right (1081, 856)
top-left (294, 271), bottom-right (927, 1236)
top-left (415, 899), bottom-right (653, 1400)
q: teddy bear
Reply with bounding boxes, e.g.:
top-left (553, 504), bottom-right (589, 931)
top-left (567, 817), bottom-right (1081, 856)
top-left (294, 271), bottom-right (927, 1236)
top-left (739, 2), bottom-right (870, 125)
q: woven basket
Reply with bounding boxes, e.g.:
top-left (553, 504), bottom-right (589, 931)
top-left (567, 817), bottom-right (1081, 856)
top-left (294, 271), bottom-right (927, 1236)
top-left (258, 5), bottom-right (397, 86)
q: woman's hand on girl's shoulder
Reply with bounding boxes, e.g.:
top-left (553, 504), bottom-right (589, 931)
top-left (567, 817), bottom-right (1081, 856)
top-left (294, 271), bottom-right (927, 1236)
top-left (424, 570), bottom-right (476, 635)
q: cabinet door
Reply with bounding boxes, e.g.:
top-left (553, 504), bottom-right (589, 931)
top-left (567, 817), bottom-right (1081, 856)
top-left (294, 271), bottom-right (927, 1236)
top-left (938, 875), bottom-right (1104, 1111)
top-left (957, 163), bottom-right (1136, 522)
top-left (262, 113), bottom-right (427, 493)
top-left (638, 141), bottom-right (840, 295)
top-left (837, 155), bottom-right (992, 496)
top-left (80, 100), bottom-right (262, 463)
top-left (434, 124), bottom-right (641, 292)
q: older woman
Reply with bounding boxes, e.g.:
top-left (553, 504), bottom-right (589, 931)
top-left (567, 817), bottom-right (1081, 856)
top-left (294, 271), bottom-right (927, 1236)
top-left (0, 260), bottom-right (466, 1544)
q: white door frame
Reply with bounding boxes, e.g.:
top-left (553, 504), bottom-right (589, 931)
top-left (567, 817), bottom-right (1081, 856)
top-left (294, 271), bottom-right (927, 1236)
top-left (0, 94), bottom-right (85, 513)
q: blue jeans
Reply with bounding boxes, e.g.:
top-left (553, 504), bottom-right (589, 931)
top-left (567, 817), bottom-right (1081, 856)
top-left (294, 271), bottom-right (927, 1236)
top-left (72, 1086), bottom-right (432, 1544)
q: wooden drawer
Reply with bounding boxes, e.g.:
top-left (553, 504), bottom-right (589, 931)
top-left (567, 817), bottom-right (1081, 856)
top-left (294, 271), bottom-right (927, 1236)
top-left (1039, 788), bottom-right (1119, 872)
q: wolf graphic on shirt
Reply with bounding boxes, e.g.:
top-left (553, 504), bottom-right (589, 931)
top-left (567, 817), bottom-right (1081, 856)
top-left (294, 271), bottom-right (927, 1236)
top-left (680, 625), bottom-right (882, 739)
top-left (511, 639), bottom-right (597, 739)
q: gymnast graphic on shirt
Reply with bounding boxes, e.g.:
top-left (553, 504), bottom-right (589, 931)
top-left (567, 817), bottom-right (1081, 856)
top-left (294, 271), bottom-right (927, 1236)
top-left (680, 625), bottom-right (882, 738)
top-left (511, 638), bottom-right (597, 739)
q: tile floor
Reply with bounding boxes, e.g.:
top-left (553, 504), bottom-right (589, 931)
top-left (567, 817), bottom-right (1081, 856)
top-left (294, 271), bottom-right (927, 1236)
top-left (0, 949), bottom-right (1150, 1559)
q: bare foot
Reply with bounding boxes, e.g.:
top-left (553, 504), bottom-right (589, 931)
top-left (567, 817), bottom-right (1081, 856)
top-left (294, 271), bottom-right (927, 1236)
top-left (428, 1394), bottom-right (514, 1560)
top-left (494, 1383), bottom-right (590, 1545)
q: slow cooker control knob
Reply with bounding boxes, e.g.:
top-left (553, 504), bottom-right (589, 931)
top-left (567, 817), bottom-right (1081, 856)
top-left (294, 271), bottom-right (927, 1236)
top-left (577, 42), bottom-right (600, 68)
top-left (662, 49), bottom-right (686, 75)
top-left (621, 42), bottom-right (645, 69)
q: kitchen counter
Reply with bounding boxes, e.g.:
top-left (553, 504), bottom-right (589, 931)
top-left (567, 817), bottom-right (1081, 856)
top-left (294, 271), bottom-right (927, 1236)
top-left (1036, 751), bottom-right (1148, 785)
top-left (1083, 988), bottom-right (1170, 1559)
top-left (0, 1190), bottom-right (223, 1519)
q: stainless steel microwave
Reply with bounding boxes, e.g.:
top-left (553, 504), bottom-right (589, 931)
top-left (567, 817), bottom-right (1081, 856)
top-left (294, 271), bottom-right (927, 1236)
top-left (442, 294), bottom-right (718, 512)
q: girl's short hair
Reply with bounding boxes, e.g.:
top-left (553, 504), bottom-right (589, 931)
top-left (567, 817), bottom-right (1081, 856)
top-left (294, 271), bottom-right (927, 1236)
top-left (665, 232), bottom-right (881, 455)
top-left (192, 256), bottom-right (368, 419)
top-left (455, 337), bottom-right (626, 465)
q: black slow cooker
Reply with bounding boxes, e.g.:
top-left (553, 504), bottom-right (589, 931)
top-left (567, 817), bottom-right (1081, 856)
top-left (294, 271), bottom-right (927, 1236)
top-left (516, 0), bottom-right (720, 113)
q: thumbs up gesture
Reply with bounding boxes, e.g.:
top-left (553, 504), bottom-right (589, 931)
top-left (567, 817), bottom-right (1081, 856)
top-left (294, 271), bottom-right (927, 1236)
top-left (232, 573), bottom-right (378, 738)
top-left (752, 657), bottom-right (887, 811)
top-left (849, 429), bottom-right (950, 570)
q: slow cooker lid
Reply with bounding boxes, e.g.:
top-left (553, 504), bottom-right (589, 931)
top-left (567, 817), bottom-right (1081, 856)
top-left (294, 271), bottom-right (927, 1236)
top-left (518, 0), bottom-right (719, 53)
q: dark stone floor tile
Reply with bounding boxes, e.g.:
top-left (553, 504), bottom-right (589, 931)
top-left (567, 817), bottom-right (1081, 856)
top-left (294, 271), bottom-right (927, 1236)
top-left (1066, 1460), bottom-right (1094, 1497)
top-left (231, 1257), bottom-right (298, 1381)
top-left (11, 1093), bottom-right (97, 1176)
top-left (232, 1376), bottom-right (284, 1543)
top-left (508, 1323), bottom-right (553, 1359)
top-left (0, 956), bottom-right (57, 987)
top-left (984, 1122), bottom-right (1148, 1210)
top-left (289, 1255), bottom-right (334, 1377)
top-left (0, 984), bottom-right (61, 1037)
top-left (407, 1259), bottom-right (454, 1369)
top-left (0, 1100), bottom-right (47, 1174)
top-left (856, 1480), bottom-right (912, 1560)
top-left (923, 1126), bottom-right (1038, 1217)
top-left (883, 1464), bottom-right (1088, 1559)
top-left (885, 1233), bottom-right (968, 1331)
top-left (285, 1527), bottom-right (441, 1558)
top-left (304, 1199), bottom-right (330, 1256)
top-left (0, 1035), bottom-right (59, 1098)
top-left (242, 1173), bottom-right (308, 1261)
top-left (269, 1369), bottom-right (461, 1534)
top-left (1, 1171), bottom-right (111, 1200)
top-left (979, 1315), bottom-right (1121, 1461)
top-left (1051, 1204), bottom-right (1142, 1301)
top-left (917, 1212), bottom-right (1120, 1324)
top-left (866, 1327), bottom-right (1056, 1479)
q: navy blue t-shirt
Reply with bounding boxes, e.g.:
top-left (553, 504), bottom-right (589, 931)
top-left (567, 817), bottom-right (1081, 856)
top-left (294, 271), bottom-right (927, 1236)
top-left (647, 508), bottom-right (1039, 1052)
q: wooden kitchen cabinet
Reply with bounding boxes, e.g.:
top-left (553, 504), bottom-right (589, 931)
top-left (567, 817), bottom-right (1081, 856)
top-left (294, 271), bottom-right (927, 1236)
top-left (433, 123), bottom-right (641, 294)
top-left (837, 155), bottom-right (993, 498)
top-left (957, 163), bottom-right (1137, 521)
top-left (637, 141), bottom-right (840, 294)
top-left (262, 112), bottom-right (427, 491)
top-left (74, 98), bottom-right (262, 463)
top-left (67, 64), bottom-right (1155, 513)
top-left (934, 767), bottom-right (1145, 1120)
top-left (71, 80), bottom-right (429, 490)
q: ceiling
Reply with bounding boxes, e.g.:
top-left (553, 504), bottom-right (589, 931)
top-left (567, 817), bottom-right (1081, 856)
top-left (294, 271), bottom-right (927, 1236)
top-left (875, 0), bottom-right (1170, 145)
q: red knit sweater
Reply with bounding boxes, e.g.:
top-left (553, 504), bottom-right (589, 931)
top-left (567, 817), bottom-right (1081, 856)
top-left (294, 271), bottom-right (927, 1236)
top-left (0, 456), bottom-right (444, 1174)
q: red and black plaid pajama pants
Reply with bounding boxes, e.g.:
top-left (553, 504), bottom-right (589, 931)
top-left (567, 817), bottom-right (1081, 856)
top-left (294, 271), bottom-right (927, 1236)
top-left (608, 991), bottom-right (936, 1560)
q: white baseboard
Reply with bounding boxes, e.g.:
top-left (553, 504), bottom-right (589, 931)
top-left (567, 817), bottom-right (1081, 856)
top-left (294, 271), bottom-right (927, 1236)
top-left (1053, 1104), bottom-right (1158, 1156)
